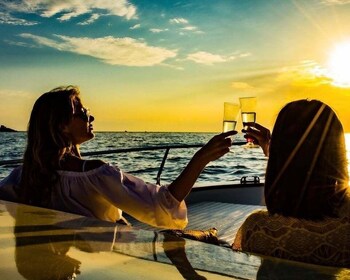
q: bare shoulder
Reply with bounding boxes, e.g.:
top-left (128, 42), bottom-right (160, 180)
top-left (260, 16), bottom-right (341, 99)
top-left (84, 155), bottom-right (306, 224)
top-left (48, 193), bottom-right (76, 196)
top-left (84, 159), bottom-right (106, 171)
top-left (59, 156), bottom-right (106, 172)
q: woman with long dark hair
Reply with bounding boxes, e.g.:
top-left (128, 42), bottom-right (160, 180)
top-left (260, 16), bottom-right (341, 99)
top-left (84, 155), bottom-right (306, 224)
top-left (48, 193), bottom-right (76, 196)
top-left (265, 100), bottom-right (348, 219)
top-left (233, 99), bottom-right (350, 267)
top-left (0, 86), bottom-right (236, 229)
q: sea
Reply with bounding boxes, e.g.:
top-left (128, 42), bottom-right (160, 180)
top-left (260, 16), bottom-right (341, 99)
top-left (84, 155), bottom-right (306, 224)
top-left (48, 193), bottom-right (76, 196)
top-left (4, 131), bottom-right (341, 186)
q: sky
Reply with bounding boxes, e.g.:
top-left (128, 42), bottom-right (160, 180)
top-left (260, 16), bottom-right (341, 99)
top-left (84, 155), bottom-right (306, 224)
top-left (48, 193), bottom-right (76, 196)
top-left (1, 0), bottom-right (350, 132)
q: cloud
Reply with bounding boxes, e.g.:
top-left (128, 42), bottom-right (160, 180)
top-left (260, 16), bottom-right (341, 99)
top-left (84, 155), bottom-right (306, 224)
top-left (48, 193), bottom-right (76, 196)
top-left (238, 52), bottom-right (251, 58)
top-left (19, 33), bottom-right (177, 66)
top-left (181, 26), bottom-right (197, 31)
top-left (231, 82), bottom-right (254, 90)
top-left (169, 17), bottom-right (203, 34)
top-left (180, 25), bottom-right (204, 34)
top-left (130, 23), bottom-right (141, 29)
top-left (169, 18), bottom-right (189, 24)
top-left (4, 39), bottom-right (37, 48)
top-left (186, 51), bottom-right (250, 65)
top-left (160, 63), bottom-right (184, 71)
top-left (0, 89), bottom-right (32, 99)
top-left (274, 61), bottom-right (332, 87)
top-left (321, 0), bottom-right (350, 4)
top-left (0, 11), bottom-right (37, 25)
top-left (150, 28), bottom-right (168, 33)
top-left (186, 51), bottom-right (226, 65)
top-left (77, 14), bottom-right (100, 25)
top-left (0, 0), bottom-right (137, 25)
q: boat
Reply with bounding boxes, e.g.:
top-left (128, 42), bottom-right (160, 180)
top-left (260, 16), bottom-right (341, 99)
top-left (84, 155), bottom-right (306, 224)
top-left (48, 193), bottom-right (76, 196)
top-left (0, 144), bottom-right (349, 279)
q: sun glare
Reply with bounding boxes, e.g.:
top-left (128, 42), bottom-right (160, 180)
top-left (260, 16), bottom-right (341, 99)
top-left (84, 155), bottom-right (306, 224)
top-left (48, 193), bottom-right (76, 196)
top-left (346, 134), bottom-right (350, 184)
top-left (327, 41), bottom-right (350, 87)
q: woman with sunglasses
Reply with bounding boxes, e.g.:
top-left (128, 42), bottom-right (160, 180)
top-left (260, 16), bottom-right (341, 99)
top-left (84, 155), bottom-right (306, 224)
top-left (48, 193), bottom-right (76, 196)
top-left (0, 86), bottom-right (236, 229)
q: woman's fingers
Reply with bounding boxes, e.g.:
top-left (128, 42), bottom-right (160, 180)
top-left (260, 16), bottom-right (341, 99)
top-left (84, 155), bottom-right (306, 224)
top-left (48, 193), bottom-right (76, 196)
top-left (243, 123), bottom-right (270, 137)
top-left (221, 130), bottom-right (237, 137)
top-left (242, 122), bottom-right (270, 156)
top-left (244, 122), bottom-right (266, 131)
top-left (207, 130), bottom-right (236, 149)
top-left (199, 130), bottom-right (237, 161)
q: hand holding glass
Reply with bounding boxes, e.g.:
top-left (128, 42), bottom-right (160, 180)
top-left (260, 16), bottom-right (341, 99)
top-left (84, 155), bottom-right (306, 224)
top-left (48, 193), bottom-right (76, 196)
top-left (239, 97), bottom-right (257, 142)
top-left (223, 102), bottom-right (240, 132)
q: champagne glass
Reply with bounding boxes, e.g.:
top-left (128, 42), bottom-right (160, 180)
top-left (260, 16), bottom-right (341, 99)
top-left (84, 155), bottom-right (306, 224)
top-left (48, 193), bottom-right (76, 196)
top-left (239, 97), bottom-right (257, 143)
top-left (223, 102), bottom-right (240, 132)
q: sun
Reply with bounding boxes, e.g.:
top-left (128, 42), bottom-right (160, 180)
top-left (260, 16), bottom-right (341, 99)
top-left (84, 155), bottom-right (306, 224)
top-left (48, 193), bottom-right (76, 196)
top-left (327, 41), bottom-right (350, 87)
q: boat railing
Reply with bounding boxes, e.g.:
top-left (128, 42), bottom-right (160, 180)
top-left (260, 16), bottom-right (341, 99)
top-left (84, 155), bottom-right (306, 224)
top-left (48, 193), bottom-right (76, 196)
top-left (0, 141), bottom-right (248, 184)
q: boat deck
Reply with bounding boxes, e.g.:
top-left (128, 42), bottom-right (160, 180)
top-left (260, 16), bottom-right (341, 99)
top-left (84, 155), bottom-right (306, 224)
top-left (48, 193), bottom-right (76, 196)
top-left (1, 199), bottom-right (350, 279)
top-left (125, 202), bottom-right (266, 245)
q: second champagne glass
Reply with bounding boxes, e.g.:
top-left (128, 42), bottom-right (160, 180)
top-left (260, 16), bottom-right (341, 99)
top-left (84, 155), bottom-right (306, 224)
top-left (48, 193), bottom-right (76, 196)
top-left (239, 97), bottom-right (257, 143)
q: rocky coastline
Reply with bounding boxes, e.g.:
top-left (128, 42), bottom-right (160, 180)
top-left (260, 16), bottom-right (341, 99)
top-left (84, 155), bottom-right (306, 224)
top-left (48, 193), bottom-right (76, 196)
top-left (0, 125), bottom-right (17, 132)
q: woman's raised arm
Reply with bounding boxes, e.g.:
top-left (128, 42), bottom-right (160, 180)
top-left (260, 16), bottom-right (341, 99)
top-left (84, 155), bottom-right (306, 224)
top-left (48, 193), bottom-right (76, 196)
top-left (168, 130), bottom-right (236, 202)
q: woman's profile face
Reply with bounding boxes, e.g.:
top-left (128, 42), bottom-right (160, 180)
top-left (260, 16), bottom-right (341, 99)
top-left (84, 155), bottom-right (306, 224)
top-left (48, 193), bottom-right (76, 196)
top-left (62, 97), bottom-right (95, 145)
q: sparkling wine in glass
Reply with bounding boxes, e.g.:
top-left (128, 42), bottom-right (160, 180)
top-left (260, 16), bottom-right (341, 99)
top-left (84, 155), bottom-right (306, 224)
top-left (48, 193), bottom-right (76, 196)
top-left (239, 97), bottom-right (257, 143)
top-left (223, 102), bottom-right (240, 132)
top-left (241, 112), bottom-right (256, 126)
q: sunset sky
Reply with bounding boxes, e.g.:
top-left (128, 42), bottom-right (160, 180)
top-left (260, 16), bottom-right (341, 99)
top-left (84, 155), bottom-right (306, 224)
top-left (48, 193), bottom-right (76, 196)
top-left (1, 0), bottom-right (350, 132)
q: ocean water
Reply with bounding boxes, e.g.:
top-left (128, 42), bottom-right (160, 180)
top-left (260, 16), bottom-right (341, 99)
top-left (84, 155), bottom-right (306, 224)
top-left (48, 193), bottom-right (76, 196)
top-left (0, 132), bottom-right (267, 186)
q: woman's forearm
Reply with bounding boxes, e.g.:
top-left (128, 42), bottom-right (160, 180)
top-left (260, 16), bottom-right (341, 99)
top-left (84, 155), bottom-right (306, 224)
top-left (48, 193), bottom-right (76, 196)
top-left (167, 152), bottom-right (207, 201)
top-left (167, 130), bottom-right (236, 202)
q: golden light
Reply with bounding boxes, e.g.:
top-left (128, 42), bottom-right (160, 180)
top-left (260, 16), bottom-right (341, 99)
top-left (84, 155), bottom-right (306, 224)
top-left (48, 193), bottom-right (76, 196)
top-left (327, 41), bottom-right (350, 87)
top-left (346, 133), bottom-right (350, 184)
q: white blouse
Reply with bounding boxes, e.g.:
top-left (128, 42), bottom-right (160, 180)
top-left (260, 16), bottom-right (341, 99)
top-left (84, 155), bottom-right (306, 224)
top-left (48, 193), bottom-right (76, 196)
top-left (0, 164), bottom-right (188, 229)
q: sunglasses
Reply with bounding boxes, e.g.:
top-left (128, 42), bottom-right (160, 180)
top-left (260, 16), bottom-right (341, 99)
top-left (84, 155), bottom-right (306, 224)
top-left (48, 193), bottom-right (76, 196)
top-left (74, 107), bottom-right (93, 122)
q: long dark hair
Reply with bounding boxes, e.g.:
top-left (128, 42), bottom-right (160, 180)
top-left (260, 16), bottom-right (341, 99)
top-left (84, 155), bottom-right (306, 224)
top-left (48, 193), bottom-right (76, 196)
top-left (19, 86), bottom-right (80, 207)
top-left (265, 100), bottom-right (348, 219)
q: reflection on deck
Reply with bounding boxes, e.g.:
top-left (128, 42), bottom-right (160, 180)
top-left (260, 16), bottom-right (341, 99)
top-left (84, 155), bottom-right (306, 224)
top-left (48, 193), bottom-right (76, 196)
top-left (0, 200), bottom-right (349, 279)
top-left (126, 202), bottom-right (265, 245)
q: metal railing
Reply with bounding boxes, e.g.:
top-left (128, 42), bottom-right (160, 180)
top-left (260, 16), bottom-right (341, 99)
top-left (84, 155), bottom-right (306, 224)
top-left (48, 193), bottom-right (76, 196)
top-left (0, 142), bottom-right (247, 184)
